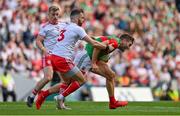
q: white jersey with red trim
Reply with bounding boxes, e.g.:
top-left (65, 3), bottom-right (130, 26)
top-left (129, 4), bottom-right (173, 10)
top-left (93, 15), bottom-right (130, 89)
top-left (38, 21), bottom-right (65, 53)
top-left (52, 22), bottom-right (87, 60)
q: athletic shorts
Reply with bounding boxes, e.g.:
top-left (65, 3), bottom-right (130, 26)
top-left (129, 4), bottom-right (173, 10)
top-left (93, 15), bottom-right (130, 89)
top-left (74, 50), bottom-right (91, 72)
top-left (51, 54), bottom-right (80, 76)
top-left (42, 54), bottom-right (52, 68)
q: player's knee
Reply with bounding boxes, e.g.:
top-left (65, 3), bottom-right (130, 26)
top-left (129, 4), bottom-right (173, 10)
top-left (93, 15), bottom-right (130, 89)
top-left (111, 72), bottom-right (116, 78)
top-left (107, 72), bottom-right (116, 80)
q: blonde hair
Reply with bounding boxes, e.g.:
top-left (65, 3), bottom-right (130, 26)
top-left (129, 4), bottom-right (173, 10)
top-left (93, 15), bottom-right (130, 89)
top-left (48, 4), bottom-right (61, 13)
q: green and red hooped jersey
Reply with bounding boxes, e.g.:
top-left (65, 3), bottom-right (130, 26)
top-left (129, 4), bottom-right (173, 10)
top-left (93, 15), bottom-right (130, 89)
top-left (85, 35), bottom-right (121, 61)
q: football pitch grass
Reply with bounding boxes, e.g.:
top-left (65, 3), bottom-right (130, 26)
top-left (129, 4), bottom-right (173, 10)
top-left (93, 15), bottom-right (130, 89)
top-left (0, 101), bottom-right (180, 115)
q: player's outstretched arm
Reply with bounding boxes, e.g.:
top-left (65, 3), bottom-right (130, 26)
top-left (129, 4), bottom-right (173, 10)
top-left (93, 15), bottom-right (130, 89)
top-left (84, 35), bottom-right (107, 50)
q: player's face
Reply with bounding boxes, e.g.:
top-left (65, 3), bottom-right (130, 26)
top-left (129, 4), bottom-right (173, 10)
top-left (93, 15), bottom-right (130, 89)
top-left (119, 40), bottom-right (133, 52)
top-left (77, 13), bottom-right (85, 26)
top-left (48, 10), bottom-right (60, 24)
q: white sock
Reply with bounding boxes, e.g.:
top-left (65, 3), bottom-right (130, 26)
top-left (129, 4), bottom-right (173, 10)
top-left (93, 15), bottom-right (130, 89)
top-left (57, 94), bottom-right (64, 100)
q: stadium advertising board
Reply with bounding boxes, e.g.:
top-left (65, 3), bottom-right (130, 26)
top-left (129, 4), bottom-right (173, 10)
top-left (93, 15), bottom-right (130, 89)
top-left (91, 87), bottom-right (154, 101)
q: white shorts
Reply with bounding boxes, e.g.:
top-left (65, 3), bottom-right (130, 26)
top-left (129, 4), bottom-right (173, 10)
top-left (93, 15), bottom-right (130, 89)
top-left (74, 50), bottom-right (91, 72)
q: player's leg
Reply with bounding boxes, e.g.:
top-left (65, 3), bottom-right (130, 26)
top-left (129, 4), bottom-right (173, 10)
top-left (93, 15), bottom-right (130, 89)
top-left (53, 69), bottom-right (86, 110)
top-left (55, 50), bottom-right (90, 99)
top-left (27, 66), bottom-right (53, 107)
top-left (92, 61), bottom-right (128, 109)
top-left (56, 71), bottom-right (87, 95)
top-left (36, 66), bottom-right (54, 91)
top-left (55, 51), bottom-right (90, 109)
top-left (91, 61), bottom-right (115, 98)
top-left (53, 54), bottom-right (86, 97)
top-left (53, 74), bottom-right (72, 110)
top-left (39, 73), bottom-right (72, 102)
top-left (37, 55), bottom-right (86, 109)
top-left (36, 70), bottom-right (87, 110)
top-left (35, 72), bottom-right (72, 110)
top-left (47, 72), bottom-right (71, 94)
top-left (27, 54), bottom-right (56, 107)
top-left (57, 69), bottom-right (86, 97)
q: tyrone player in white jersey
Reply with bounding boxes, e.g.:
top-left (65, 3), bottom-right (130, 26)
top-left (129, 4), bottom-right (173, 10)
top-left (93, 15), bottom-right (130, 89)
top-left (35, 8), bottom-right (107, 109)
top-left (26, 5), bottom-right (70, 109)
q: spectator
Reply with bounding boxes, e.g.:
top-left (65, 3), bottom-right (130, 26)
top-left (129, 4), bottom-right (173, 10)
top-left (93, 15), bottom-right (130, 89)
top-left (0, 69), bottom-right (16, 102)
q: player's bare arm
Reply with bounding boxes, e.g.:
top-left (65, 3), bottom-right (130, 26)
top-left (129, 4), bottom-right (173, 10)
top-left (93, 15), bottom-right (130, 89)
top-left (91, 47), bottom-right (100, 71)
top-left (91, 40), bottom-right (108, 71)
top-left (36, 35), bottom-right (47, 55)
top-left (84, 35), bottom-right (107, 50)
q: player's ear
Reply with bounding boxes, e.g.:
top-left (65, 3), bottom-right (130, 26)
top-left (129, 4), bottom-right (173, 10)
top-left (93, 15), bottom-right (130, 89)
top-left (47, 11), bottom-right (50, 16)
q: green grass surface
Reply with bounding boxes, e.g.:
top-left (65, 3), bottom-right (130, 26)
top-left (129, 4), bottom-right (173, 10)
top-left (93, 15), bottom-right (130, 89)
top-left (0, 101), bottom-right (180, 115)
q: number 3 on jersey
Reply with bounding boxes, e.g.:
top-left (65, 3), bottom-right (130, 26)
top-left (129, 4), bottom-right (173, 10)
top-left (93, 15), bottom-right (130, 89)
top-left (57, 30), bottom-right (66, 41)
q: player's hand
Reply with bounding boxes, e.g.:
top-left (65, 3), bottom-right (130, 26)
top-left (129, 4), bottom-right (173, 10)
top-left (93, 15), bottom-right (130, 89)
top-left (42, 47), bottom-right (48, 56)
top-left (91, 63), bottom-right (99, 72)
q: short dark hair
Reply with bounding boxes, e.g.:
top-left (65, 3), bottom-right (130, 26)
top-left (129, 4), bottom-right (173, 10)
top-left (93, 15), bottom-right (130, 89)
top-left (120, 34), bottom-right (134, 43)
top-left (70, 8), bottom-right (84, 19)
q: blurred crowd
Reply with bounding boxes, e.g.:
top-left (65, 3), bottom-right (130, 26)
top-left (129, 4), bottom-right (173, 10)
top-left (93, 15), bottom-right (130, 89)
top-left (0, 0), bottom-right (180, 101)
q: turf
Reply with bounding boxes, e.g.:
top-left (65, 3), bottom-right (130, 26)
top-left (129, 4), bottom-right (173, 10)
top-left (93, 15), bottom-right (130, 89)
top-left (0, 101), bottom-right (180, 115)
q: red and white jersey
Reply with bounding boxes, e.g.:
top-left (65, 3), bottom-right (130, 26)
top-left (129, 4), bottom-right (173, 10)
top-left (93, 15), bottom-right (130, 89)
top-left (52, 22), bottom-right (87, 60)
top-left (38, 21), bottom-right (64, 54)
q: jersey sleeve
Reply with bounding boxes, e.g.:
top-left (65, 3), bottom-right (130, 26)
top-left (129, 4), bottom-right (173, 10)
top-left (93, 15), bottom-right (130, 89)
top-left (76, 26), bottom-right (87, 40)
top-left (109, 39), bottom-right (118, 48)
top-left (97, 36), bottom-right (118, 48)
top-left (38, 25), bottom-right (46, 37)
top-left (99, 36), bottom-right (108, 42)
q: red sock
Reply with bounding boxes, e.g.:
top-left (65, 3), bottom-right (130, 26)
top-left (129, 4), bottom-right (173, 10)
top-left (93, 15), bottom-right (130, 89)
top-left (62, 81), bottom-right (80, 97)
top-left (109, 96), bottom-right (116, 103)
top-left (59, 83), bottom-right (68, 93)
top-left (43, 90), bottom-right (50, 97)
top-left (32, 89), bottom-right (38, 95)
